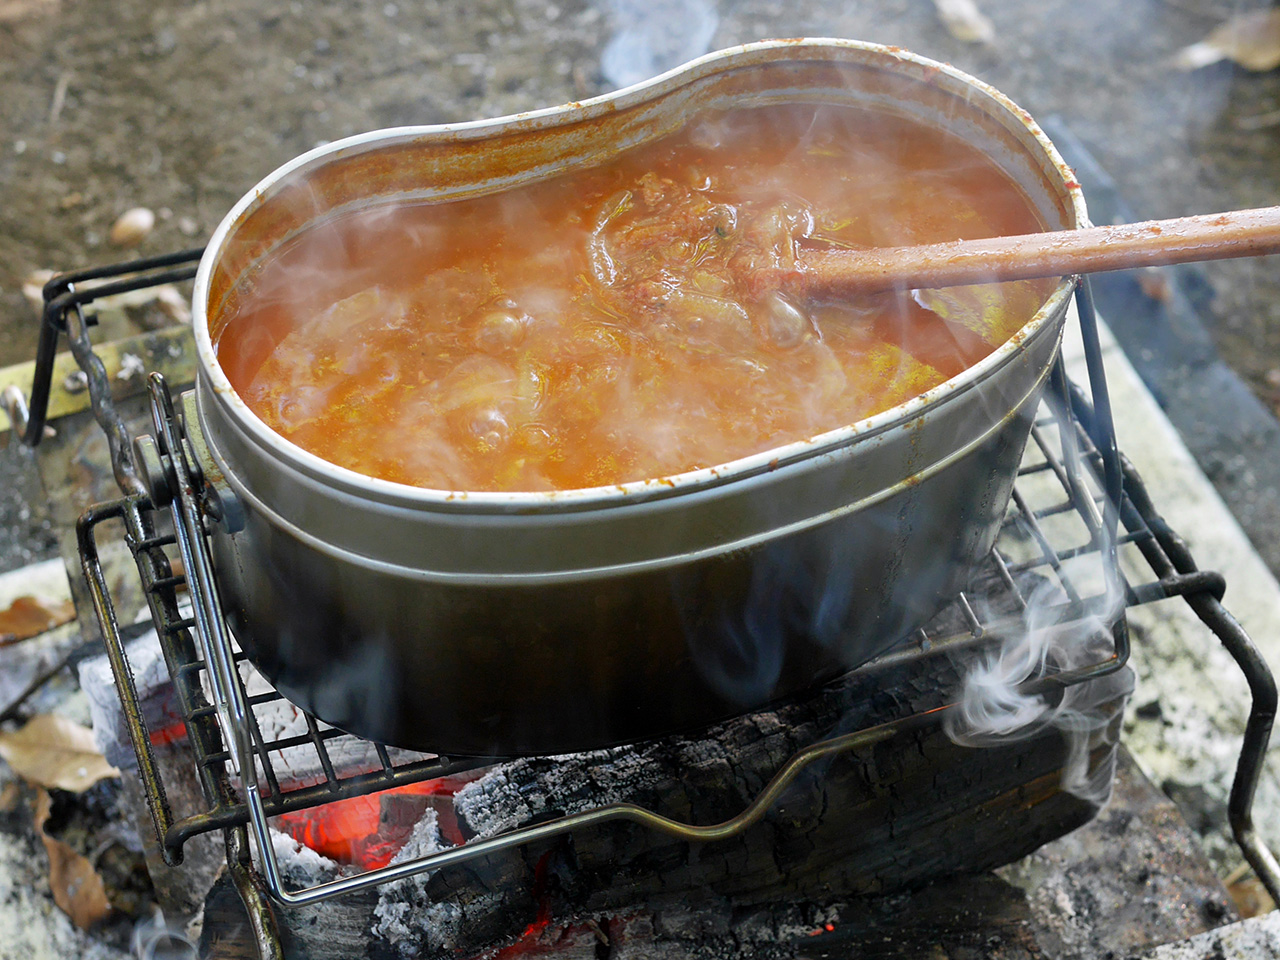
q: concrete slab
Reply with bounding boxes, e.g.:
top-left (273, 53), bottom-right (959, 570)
top-left (1064, 307), bottom-right (1280, 876)
top-left (1135, 910), bottom-right (1280, 960)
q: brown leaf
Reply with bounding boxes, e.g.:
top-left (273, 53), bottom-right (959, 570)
top-left (1174, 9), bottom-right (1280, 72)
top-left (933, 0), bottom-right (995, 44)
top-left (1136, 266), bottom-right (1173, 304)
top-left (1228, 875), bottom-right (1277, 919)
top-left (0, 714), bottom-right (119, 792)
top-left (0, 594), bottom-right (76, 645)
top-left (33, 789), bottom-right (112, 930)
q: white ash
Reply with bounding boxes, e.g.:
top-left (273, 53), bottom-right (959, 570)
top-left (455, 711), bottom-right (802, 839)
top-left (267, 828), bottom-right (344, 887)
top-left (372, 808), bottom-right (479, 953)
top-left (224, 658), bottom-right (436, 791)
top-left (0, 766), bottom-right (128, 960)
top-left (455, 745), bottom-right (656, 837)
top-left (78, 628), bottom-right (178, 771)
top-left (1136, 913), bottom-right (1280, 960)
top-left (560, 900), bottom-right (850, 960)
top-left (644, 899), bottom-right (843, 950)
top-left (728, 902), bottom-right (844, 946)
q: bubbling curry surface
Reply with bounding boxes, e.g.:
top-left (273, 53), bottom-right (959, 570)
top-left (214, 102), bottom-right (1055, 492)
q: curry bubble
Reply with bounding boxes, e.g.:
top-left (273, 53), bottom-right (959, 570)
top-left (474, 309), bottom-right (528, 354)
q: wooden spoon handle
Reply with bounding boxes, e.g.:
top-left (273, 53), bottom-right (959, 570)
top-left (789, 206), bottom-right (1280, 297)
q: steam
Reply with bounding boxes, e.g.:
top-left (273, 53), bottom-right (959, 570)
top-left (131, 905), bottom-right (198, 960)
top-left (597, 0), bottom-right (719, 89)
top-left (944, 559), bottom-right (1134, 806)
top-left (219, 100), bottom-right (1043, 494)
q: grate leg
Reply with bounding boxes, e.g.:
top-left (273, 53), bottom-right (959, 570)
top-left (225, 827), bottom-right (284, 960)
top-left (1185, 593), bottom-right (1280, 902)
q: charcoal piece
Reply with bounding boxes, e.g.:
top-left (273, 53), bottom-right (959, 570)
top-left (200, 831), bottom-right (378, 960)
top-left (78, 630), bottom-right (182, 773)
top-left (120, 745), bottom-right (225, 920)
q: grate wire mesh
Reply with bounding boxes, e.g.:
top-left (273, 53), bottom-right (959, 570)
top-left (79, 373), bottom-right (1137, 861)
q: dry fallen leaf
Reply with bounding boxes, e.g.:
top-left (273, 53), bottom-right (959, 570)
top-left (1229, 875), bottom-right (1276, 917)
top-left (0, 594), bottom-right (76, 645)
top-left (1174, 9), bottom-right (1280, 72)
top-left (933, 0), bottom-right (995, 44)
top-left (0, 714), bottom-right (119, 792)
top-left (33, 789), bottom-right (112, 930)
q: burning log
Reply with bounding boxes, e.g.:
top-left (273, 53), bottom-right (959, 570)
top-left (167, 738), bottom-right (1244, 960)
top-left (369, 641), bottom-right (1131, 957)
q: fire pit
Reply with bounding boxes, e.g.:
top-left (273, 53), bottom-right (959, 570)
top-left (1, 239), bottom-right (1276, 957)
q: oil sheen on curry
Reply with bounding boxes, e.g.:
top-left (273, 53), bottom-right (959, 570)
top-left (214, 102), bottom-right (1055, 492)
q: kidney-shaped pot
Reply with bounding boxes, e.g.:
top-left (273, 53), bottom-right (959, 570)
top-left (189, 39), bottom-right (1088, 756)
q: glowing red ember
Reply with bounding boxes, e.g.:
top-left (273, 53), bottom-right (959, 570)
top-left (277, 775), bottom-right (475, 869)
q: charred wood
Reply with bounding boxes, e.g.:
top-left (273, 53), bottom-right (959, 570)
top-left (372, 647), bottom-right (1130, 957)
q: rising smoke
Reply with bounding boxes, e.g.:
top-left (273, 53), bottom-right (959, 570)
top-left (597, 0), bottom-right (720, 89)
top-left (943, 555), bottom-right (1135, 806)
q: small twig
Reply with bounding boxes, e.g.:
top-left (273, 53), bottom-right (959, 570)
top-left (0, 646), bottom-right (81, 724)
top-left (1224, 860), bottom-right (1254, 886)
top-left (0, 621), bottom-right (153, 724)
top-left (48, 70), bottom-right (70, 125)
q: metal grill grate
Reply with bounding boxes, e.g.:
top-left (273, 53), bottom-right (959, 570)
top-left (73, 364), bottom-right (1152, 863)
top-left (7, 250), bottom-right (1276, 959)
top-left (78, 494), bottom-right (498, 858)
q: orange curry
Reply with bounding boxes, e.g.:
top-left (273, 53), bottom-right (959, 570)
top-left (214, 103), bottom-right (1053, 492)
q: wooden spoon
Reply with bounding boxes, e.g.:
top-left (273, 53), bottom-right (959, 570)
top-left (771, 206), bottom-right (1280, 298)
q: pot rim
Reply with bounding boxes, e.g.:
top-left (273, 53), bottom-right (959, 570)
top-left (192, 37), bottom-right (1088, 512)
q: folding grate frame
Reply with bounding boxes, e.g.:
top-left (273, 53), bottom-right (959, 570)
top-left (71, 373), bottom-right (1116, 852)
top-left (70, 356), bottom-right (1248, 875)
top-left (6, 251), bottom-right (1275, 955)
top-left (76, 493), bottom-right (497, 859)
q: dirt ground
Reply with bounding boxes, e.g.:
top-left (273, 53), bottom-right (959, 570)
top-left (1, 0), bottom-right (1278, 535)
top-left (1, 1), bottom-right (1279, 941)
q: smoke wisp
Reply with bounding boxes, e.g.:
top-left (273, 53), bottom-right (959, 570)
top-left (597, 0), bottom-right (719, 89)
top-left (216, 101), bottom-right (1047, 494)
top-left (944, 560), bottom-right (1134, 806)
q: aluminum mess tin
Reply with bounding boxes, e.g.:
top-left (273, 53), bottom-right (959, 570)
top-left (188, 39), bottom-right (1087, 756)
